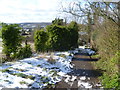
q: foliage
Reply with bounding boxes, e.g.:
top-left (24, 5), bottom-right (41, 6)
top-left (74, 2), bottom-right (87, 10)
top-left (2, 24), bottom-right (22, 59)
top-left (52, 18), bottom-right (64, 25)
top-left (19, 81), bottom-right (27, 84)
top-left (93, 20), bottom-right (119, 89)
top-left (34, 29), bottom-right (48, 52)
top-left (96, 20), bottom-right (119, 59)
top-left (14, 73), bottom-right (28, 78)
top-left (97, 51), bottom-right (120, 89)
top-left (67, 21), bottom-right (79, 49)
top-left (46, 25), bottom-right (70, 51)
top-left (34, 19), bottom-right (79, 52)
top-left (16, 44), bottom-right (32, 59)
top-left (0, 29), bottom-right (2, 38)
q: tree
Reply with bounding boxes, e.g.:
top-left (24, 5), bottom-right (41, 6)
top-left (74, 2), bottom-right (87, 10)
top-left (2, 24), bottom-right (22, 59)
top-left (67, 21), bottom-right (79, 49)
top-left (52, 18), bottom-right (65, 25)
top-left (34, 29), bottom-right (48, 52)
top-left (61, 1), bottom-right (120, 47)
top-left (46, 25), bottom-right (69, 51)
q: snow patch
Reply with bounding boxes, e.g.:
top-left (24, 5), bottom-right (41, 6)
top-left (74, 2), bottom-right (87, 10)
top-left (78, 80), bottom-right (92, 88)
top-left (0, 51), bottom-right (73, 89)
top-left (80, 76), bottom-right (86, 80)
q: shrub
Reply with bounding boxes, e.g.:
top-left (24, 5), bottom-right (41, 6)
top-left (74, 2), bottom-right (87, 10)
top-left (67, 21), bottom-right (79, 49)
top-left (100, 51), bottom-right (120, 89)
top-left (96, 20), bottom-right (119, 59)
top-left (34, 20), bottom-right (79, 52)
top-left (16, 44), bottom-right (32, 59)
top-left (93, 20), bottom-right (120, 89)
top-left (2, 24), bottom-right (22, 59)
top-left (46, 25), bottom-right (70, 51)
top-left (34, 29), bottom-right (48, 52)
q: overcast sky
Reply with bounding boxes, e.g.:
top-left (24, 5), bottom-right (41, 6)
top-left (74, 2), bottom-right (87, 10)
top-left (0, 0), bottom-right (79, 23)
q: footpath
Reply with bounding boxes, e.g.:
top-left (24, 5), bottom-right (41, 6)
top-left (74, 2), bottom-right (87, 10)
top-left (55, 52), bottom-right (102, 89)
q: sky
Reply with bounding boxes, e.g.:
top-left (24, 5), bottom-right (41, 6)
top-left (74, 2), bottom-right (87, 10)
top-left (0, 0), bottom-right (79, 23)
top-left (0, 0), bottom-right (119, 23)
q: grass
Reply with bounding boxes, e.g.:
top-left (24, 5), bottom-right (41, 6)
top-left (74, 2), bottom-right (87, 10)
top-left (19, 81), bottom-right (28, 84)
top-left (13, 73), bottom-right (35, 80)
top-left (47, 57), bottom-right (56, 64)
top-left (27, 75), bottom-right (35, 80)
top-left (1, 68), bottom-right (13, 73)
top-left (14, 73), bottom-right (28, 78)
top-left (37, 65), bottom-right (41, 67)
top-left (59, 54), bottom-right (66, 58)
top-left (91, 54), bottom-right (100, 58)
top-left (2, 69), bottom-right (10, 72)
top-left (92, 52), bottom-right (120, 89)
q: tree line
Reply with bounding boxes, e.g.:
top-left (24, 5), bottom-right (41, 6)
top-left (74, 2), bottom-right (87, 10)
top-left (34, 19), bottom-right (78, 52)
top-left (1, 19), bottom-right (79, 61)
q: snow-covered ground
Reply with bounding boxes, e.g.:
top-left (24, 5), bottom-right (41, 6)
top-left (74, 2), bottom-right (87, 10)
top-left (0, 52), bottom-right (73, 89)
top-left (63, 74), bottom-right (102, 88)
top-left (0, 47), bottom-right (97, 89)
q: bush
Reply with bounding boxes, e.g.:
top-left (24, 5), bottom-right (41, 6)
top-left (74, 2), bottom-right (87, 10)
top-left (67, 21), bottom-right (79, 49)
top-left (34, 29), bottom-right (48, 52)
top-left (16, 44), bottom-right (32, 59)
top-left (2, 24), bottom-right (22, 59)
top-left (46, 25), bottom-right (70, 51)
top-left (96, 20), bottom-right (119, 59)
top-left (100, 51), bottom-right (120, 89)
top-left (93, 20), bottom-right (120, 89)
top-left (34, 20), bottom-right (79, 52)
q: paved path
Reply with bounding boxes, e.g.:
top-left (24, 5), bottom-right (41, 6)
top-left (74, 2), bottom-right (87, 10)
top-left (54, 53), bottom-right (102, 89)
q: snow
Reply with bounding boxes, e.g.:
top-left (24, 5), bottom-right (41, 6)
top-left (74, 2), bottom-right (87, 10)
top-left (80, 76), bottom-right (86, 80)
top-left (0, 72), bottom-right (33, 88)
top-left (79, 32), bottom-right (87, 35)
top-left (78, 46), bottom-right (86, 49)
top-left (85, 49), bottom-right (95, 55)
top-left (0, 47), bottom-right (99, 89)
top-left (77, 46), bottom-right (95, 55)
top-left (0, 51), bottom-right (73, 89)
top-left (71, 76), bottom-right (77, 82)
top-left (78, 80), bottom-right (92, 88)
top-left (63, 74), bottom-right (94, 88)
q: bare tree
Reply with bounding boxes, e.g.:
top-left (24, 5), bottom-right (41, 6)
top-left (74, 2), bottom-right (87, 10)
top-left (61, 1), bottom-right (120, 47)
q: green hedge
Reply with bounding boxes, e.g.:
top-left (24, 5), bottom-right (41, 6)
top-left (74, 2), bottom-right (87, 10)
top-left (92, 20), bottom-right (119, 89)
top-left (34, 21), bottom-right (79, 52)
